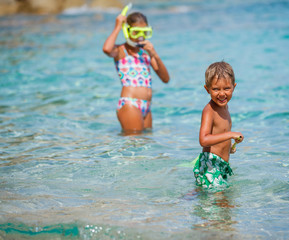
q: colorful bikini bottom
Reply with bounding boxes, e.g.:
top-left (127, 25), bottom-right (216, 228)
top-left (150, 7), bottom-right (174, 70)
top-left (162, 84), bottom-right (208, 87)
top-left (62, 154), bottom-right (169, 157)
top-left (117, 97), bottom-right (151, 118)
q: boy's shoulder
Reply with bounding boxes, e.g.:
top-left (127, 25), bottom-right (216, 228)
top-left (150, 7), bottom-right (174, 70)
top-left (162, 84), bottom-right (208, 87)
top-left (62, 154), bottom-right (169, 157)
top-left (201, 102), bottom-right (215, 123)
top-left (202, 101), bottom-right (214, 114)
top-left (203, 100), bottom-right (229, 114)
top-left (202, 101), bottom-right (229, 121)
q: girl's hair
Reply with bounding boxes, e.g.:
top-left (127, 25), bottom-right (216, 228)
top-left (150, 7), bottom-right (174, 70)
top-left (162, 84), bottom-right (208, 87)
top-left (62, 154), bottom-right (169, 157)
top-left (205, 61), bottom-right (235, 87)
top-left (127, 12), bottom-right (148, 26)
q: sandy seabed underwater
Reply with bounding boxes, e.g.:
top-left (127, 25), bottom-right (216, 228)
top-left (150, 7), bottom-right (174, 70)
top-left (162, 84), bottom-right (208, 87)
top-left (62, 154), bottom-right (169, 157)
top-left (0, 0), bottom-right (289, 239)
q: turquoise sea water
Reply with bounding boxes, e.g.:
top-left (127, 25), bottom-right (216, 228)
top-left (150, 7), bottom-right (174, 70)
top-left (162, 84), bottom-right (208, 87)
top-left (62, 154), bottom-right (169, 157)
top-left (1, 0), bottom-right (289, 239)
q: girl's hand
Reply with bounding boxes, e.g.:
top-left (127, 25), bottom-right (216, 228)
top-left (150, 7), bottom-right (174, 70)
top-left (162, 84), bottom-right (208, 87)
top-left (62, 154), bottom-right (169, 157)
top-left (115, 14), bottom-right (126, 28)
top-left (103, 14), bottom-right (126, 57)
top-left (139, 39), bottom-right (170, 83)
top-left (139, 40), bottom-right (157, 57)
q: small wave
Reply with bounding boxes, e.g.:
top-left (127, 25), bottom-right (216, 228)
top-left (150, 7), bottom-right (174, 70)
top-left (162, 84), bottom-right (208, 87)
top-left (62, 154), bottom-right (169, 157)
top-left (62, 4), bottom-right (120, 16)
top-left (167, 5), bottom-right (193, 13)
top-left (0, 222), bottom-right (80, 238)
top-left (231, 111), bottom-right (263, 122)
top-left (264, 112), bottom-right (289, 120)
top-left (61, 3), bottom-right (195, 16)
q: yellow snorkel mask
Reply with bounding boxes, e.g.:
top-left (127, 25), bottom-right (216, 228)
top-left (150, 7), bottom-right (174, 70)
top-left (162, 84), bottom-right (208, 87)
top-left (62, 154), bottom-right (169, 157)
top-left (121, 3), bottom-right (153, 47)
top-left (126, 25), bottom-right (153, 39)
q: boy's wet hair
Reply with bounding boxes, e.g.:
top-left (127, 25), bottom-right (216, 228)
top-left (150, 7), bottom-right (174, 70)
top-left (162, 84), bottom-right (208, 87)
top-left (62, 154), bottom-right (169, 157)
top-left (205, 61), bottom-right (235, 87)
top-left (127, 12), bottom-right (148, 26)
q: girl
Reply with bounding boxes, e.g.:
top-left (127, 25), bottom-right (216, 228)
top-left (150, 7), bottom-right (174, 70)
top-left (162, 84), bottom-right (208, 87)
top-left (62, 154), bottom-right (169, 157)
top-left (103, 11), bottom-right (170, 134)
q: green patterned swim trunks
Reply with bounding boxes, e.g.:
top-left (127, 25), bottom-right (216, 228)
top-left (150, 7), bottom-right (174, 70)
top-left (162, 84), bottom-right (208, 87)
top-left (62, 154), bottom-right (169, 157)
top-left (193, 152), bottom-right (233, 189)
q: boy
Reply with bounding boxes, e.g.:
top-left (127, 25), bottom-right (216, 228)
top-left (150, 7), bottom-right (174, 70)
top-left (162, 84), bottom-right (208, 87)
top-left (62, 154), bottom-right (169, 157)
top-left (193, 61), bottom-right (244, 188)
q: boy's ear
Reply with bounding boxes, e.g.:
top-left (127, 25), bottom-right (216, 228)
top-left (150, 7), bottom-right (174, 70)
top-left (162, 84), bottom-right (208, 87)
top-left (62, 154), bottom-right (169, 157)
top-left (233, 83), bottom-right (237, 89)
top-left (204, 85), bottom-right (210, 93)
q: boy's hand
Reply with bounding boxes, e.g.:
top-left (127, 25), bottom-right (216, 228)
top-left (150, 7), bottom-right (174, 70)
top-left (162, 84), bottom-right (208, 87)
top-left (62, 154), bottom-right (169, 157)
top-left (234, 134), bottom-right (244, 143)
top-left (230, 145), bottom-right (237, 154)
top-left (230, 133), bottom-right (244, 154)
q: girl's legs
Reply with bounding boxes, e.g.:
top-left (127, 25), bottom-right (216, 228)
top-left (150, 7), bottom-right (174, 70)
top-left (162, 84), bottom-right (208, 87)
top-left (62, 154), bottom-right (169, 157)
top-left (117, 104), bottom-right (144, 133)
top-left (117, 104), bottom-right (152, 134)
top-left (144, 111), bottom-right (152, 129)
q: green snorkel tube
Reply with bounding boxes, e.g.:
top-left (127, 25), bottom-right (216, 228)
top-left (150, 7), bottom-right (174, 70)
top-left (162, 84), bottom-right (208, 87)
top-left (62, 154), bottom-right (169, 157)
top-left (121, 3), bottom-right (144, 48)
top-left (121, 3), bottom-right (132, 39)
top-left (231, 136), bottom-right (242, 152)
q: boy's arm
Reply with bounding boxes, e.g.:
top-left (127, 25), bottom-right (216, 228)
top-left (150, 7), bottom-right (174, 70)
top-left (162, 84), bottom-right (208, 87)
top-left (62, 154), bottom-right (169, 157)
top-left (199, 105), bottom-right (243, 147)
top-left (103, 14), bottom-right (125, 58)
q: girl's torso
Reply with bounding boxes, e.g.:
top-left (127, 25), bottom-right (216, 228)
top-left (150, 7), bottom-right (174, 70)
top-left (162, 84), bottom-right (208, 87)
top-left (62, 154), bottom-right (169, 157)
top-left (114, 44), bottom-right (152, 101)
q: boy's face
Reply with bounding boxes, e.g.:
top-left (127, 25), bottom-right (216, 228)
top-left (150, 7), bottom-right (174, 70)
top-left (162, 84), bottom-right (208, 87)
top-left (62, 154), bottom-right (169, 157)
top-left (204, 76), bottom-right (236, 107)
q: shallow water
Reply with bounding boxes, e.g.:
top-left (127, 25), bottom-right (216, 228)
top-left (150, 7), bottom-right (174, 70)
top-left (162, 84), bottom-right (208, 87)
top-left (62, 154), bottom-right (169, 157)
top-left (0, 0), bottom-right (289, 239)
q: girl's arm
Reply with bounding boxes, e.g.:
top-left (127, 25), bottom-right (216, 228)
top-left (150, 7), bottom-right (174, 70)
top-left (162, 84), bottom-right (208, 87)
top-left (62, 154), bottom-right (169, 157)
top-left (103, 14), bottom-right (126, 58)
top-left (199, 105), bottom-right (243, 147)
top-left (141, 41), bottom-right (170, 83)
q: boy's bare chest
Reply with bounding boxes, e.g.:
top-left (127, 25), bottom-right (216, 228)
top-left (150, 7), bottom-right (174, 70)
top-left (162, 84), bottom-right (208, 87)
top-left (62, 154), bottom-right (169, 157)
top-left (212, 111), bottom-right (232, 133)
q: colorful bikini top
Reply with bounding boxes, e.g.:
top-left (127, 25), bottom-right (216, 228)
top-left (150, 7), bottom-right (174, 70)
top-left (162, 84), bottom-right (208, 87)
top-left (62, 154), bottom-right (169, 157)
top-left (114, 45), bottom-right (152, 88)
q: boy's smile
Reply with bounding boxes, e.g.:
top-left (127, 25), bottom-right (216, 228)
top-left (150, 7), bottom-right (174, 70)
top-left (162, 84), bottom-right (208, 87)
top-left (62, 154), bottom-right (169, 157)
top-left (204, 76), bottom-right (236, 107)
